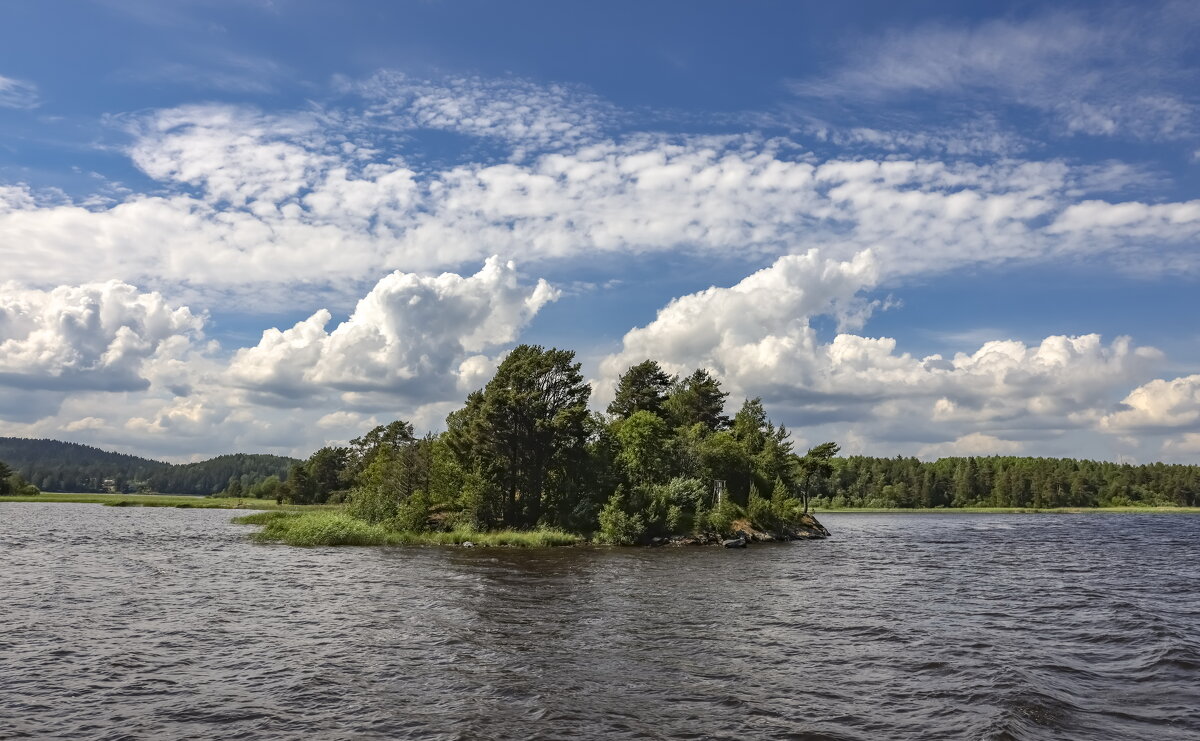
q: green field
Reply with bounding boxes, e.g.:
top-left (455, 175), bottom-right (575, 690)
top-left (0, 492), bottom-right (306, 509)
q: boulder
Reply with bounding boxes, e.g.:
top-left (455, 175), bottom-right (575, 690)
top-left (722, 537), bottom-right (747, 548)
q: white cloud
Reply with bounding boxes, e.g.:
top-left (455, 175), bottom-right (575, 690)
top-left (228, 257), bottom-right (557, 403)
top-left (128, 104), bottom-right (337, 208)
top-left (917, 432), bottom-right (1025, 459)
top-left (1100, 374), bottom-right (1200, 431)
top-left (348, 71), bottom-right (618, 149)
top-left (790, 6), bottom-right (1198, 140)
top-left (1048, 199), bottom-right (1200, 242)
top-left (1162, 432), bottom-right (1200, 455)
top-left (0, 74), bottom-right (39, 109)
top-left (0, 281), bottom-right (204, 393)
top-left (598, 249), bottom-right (1162, 449)
top-left (3, 96), bottom-right (1200, 314)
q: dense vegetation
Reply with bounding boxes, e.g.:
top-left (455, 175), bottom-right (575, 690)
top-left (0, 458), bottom-right (40, 496)
top-left (268, 347), bottom-right (835, 545)
top-left (816, 456), bottom-right (1200, 509)
top-left (6, 346), bottom-right (1199, 546)
top-left (0, 438), bottom-right (296, 495)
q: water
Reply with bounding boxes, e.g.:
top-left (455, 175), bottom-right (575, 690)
top-left (1, 505), bottom-right (1198, 740)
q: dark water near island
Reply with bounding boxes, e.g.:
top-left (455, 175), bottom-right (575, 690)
top-left (2, 505), bottom-right (1198, 740)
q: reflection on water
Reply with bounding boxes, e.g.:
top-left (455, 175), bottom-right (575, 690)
top-left (2, 504), bottom-right (1198, 740)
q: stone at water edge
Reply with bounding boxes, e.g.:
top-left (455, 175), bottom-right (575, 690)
top-left (722, 537), bottom-right (747, 548)
top-left (461, 541), bottom-right (475, 548)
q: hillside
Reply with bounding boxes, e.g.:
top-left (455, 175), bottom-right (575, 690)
top-left (0, 438), bottom-right (297, 495)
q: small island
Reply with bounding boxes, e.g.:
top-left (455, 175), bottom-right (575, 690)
top-left (233, 346), bottom-right (837, 547)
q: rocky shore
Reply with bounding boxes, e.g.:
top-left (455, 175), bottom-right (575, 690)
top-left (651, 513), bottom-right (830, 547)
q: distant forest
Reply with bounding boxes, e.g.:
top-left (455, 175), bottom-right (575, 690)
top-left (0, 438), bottom-right (296, 495)
top-left (817, 456), bottom-right (1200, 509)
top-left (3, 420), bottom-right (1199, 509)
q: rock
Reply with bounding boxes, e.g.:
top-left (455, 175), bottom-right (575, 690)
top-left (722, 537), bottom-right (747, 548)
top-left (461, 541), bottom-right (475, 548)
top-left (650, 536), bottom-right (669, 547)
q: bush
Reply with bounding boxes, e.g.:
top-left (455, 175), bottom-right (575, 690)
top-left (704, 498), bottom-right (745, 536)
top-left (598, 491), bottom-right (646, 545)
top-left (386, 490), bottom-right (431, 532)
top-left (747, 485), bottom-right (774, 530)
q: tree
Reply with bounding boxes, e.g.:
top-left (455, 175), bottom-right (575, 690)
top-left (445, 345), bottom-right (592, 528)
top-left (732, 397), bottom-right (795, 490)
top-left (307, 446), bottom-right (352, 503)
top-left (614, 410), bottom-right (670, 483)
top-left (349, 420), bottom-right (416, 480)
top-left (796, 442), bottom-right (840, 514)
top-left (0, 460), bottom-right (12, 496)
top-left (663, 369), bottom-right (730, 431)
top-left (607, 360), bottom-right (674, 420)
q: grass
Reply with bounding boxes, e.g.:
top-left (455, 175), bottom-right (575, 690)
top-left (0, 491), bottom-right (314, 510)
top-left (232, 510), bottom-right (582, 548)
top-left (816, 506), bottom-right (1200, 514)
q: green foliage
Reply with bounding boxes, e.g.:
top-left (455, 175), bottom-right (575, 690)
top-left (597, 490), bottom-right (647, 545)
top-left (813, 455), bottom-right (1200, 510)
top-left (704, 498), bottom-right (746, 536)
top-left (444, 345), bottom-right (591, 529)
top-left (747, 484), bottom-right (774, 530)
top-left (387, 489), bottom-right (431, 532)
top-left (697, 431), bottom-right (752, 504)
top-left (1, 459), bottom-right (39, 496)
top-left (613, 410), bottom-right (670, 482)
top-left (797, 441), bottom-right (841, 514)
top-left (663, 369), bottom-right (730, 431)
top-left (607, 360), bottom-right (674, 419)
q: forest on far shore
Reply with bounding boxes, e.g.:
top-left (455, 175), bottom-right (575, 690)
top-left (3, 346), bottom-right (1198, 525)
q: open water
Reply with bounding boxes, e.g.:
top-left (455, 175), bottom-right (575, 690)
top-left (1, 504), bottom-right (1198, 740)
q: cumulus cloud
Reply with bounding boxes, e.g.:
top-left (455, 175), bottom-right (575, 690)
top-left (599, 249), bottom-right (1162, 449)
top-left (1100, 374), bottom-right (1200, 431)
top-left (0, 74), bottom-right (39, 109)
top-left (228, 257), bottom-right (557, 403)
top-left (0, 281), bottom-right (204, 393)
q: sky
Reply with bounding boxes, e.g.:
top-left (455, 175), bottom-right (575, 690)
top-left (1, 0), bottom-right (1199, 463)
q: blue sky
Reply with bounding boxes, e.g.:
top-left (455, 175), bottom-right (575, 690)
top-left (1, 0), bottom-right (1199, 462)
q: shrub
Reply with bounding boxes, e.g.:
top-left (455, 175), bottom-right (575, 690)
top-left (704, 498), bottom-right (745, 536)
top-left (598, 491), bottom-right (646, 545)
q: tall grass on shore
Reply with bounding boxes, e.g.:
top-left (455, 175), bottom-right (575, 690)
top-left (232, 511), bottom-right (581, 547)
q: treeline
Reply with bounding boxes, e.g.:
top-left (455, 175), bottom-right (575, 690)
top-left (0, 438), bottom-right (296, 495)
top-left (815, 456), bottom-right (1200, 509)
top-left (0, 459), bottom-right (39, 496)
top-left (275, 346), bottom-right (836, 543)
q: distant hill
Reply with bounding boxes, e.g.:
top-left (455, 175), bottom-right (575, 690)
top-left (0, 438), bottom-right (298, 495)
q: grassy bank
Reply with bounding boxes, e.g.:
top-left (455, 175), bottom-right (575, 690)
top-left (233, 510), bottom-right (582, 547)
top-left (0, 492), bottom-right (306, 509)
top-left (816, 506), bottom-right (1200, 514)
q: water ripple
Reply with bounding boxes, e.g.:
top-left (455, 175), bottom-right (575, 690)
top-left (1, 505), bottom-right (1198, 739)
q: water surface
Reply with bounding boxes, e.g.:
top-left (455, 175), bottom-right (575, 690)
top-left (2, 505), bottom-right (1198, 740)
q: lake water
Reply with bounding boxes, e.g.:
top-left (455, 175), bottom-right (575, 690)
top-left (1, 504), bottom-right (1198, 740)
